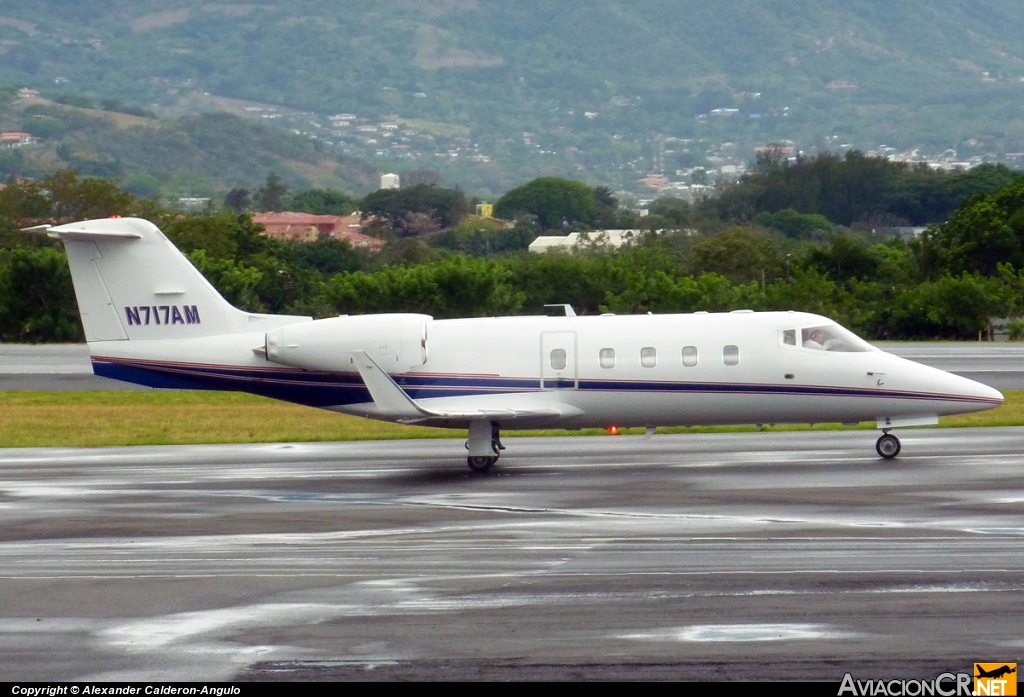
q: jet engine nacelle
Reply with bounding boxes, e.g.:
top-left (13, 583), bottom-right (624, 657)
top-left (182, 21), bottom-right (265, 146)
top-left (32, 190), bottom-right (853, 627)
top-left (265, 313), bottom-right (430, 373)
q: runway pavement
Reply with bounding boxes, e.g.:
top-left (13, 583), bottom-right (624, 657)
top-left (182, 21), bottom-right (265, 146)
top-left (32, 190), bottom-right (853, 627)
top-left (1, 429), bottom-right (1022, 681)
top-left (0, 344), bottom-right (146, 390)
top-left (3, 342), bottom-right (1023, 390)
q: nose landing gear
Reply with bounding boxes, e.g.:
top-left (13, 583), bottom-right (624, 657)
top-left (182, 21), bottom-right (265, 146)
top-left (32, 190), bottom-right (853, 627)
top-left (876, 431), bottom-right (901, 459)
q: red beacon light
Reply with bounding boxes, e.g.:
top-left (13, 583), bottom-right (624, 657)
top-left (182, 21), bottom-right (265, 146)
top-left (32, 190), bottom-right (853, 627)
top-left (109, 215), bottom-right (122, 219)
top-left (605, 426), bottom-right (619, 435)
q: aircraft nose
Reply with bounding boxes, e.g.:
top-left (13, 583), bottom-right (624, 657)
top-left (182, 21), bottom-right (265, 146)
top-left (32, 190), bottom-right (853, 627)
top-left (973, 380), bottom-right (1004, 405)
top-left (946, 370), bottom-right (1003, 407)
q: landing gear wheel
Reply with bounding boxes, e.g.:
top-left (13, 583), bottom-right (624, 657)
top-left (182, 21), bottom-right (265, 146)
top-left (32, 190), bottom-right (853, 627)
top-left (876, 433), bottom-right (901, 459)
top-left (467, 455), bottom-right (498, 472)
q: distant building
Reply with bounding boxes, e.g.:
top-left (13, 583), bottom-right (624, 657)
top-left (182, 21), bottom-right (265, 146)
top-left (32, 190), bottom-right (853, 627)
top-left (877, 227), bottom-right (928, 241)
top-left (177, 197), bottom-right (211, 210)
top-left (253, 212), bottom-right (384, 250)
top-left (380, 173), bottom-right (400, 190)
top-left (637, 175), bottom-right (669, 189)
top-left (475, 203), bottom-right (494, 217)
top-left (0, 132), bottom-right (39, 148)
top-left (529, 230), bottom-right (643, 253)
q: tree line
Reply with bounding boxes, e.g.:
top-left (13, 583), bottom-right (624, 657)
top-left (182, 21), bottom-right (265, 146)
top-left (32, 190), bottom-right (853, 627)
top-left (2, 154), bottom-right (1024, 343)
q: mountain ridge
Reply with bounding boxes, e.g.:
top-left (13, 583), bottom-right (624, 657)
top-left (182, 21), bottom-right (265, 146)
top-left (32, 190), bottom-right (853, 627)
top-left (2, 1), bottom-right (1023, 193)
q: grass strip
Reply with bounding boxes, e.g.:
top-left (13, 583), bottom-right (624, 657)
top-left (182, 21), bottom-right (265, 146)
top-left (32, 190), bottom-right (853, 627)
top-left (1, 389), bottom-right (1022, 448)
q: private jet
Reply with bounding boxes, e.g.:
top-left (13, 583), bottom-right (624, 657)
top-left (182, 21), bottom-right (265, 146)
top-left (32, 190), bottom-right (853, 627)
top-left (36, 217), bottom-right (1003, 471)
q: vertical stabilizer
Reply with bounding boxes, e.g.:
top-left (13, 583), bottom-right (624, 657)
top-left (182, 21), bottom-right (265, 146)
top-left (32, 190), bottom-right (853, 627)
top-left (47, 217), bottom-right (282, 341)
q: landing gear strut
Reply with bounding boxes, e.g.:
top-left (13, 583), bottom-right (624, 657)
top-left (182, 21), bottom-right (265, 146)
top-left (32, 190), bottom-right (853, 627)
top-left (876, 431), bottom-right (901, 459)
top-left (466, 420), bottom-right (502, 472)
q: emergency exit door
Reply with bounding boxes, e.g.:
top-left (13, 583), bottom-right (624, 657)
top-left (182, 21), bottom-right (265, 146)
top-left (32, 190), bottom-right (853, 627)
top-left (541, 331), bottom-right (577, 390)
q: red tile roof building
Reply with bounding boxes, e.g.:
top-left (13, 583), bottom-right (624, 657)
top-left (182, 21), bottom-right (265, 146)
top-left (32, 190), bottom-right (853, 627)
top-left (252, 212), bottom-right (384, 251)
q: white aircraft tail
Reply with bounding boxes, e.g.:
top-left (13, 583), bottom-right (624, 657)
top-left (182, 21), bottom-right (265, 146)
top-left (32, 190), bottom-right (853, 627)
top-left (44, 217), bottom-right (308, 342)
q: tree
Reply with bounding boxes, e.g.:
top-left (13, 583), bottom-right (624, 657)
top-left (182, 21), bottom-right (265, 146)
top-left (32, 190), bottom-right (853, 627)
top-left (801, 235), bottom-right (879, 282)
top-left (493, 177), bottom-right (602, 232)
top-left (224, 188), bottom-right (251, 212)
top-left (648, 197), bottom-right (694, 227)
top-left (254, 173), bottom-right (289, 212)
top-left (754, 208), bottom-right (833, 238)
top-left (0, 247), bottom-right (83, 342)
top-left (185, 250), bottom-right (263, 312)
top-left (287, 238), bottom-right (363, 276)
top-left (0, 170), bottom-right (138, 226)
top-left (886, 272), bottom-right (1012, 339)
top-left (360, 184), bottom-right (469, 237)
top-left (935, 177), bottom-right (1024, 275)
top-left (325, 255), bottom-right (524, 318)
top-left (434, 218), bottom-right (534, 256)
top-left (291, 189), bottom-right (359, 216)
top-left (686, 227), bottom-right (783, 285)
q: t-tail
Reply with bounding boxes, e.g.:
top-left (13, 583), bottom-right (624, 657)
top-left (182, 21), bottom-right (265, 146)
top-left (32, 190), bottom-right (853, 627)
top-left (38, 217), bottom-right (309, 342)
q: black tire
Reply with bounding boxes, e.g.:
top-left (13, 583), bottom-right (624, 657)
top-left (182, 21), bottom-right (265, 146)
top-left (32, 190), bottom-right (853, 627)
top-left (876, 433), bottom-right (901, 459)
top-left (468, 455), bottom-right (498, 472)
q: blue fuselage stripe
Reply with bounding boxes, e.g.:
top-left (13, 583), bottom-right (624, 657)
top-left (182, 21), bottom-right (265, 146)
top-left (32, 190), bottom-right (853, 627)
top-left (91, 358), bottom-right (998, 409)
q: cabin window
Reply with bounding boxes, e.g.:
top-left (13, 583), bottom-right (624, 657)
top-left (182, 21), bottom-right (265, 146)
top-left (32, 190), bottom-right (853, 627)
top-left (599, 348), bottom-right (615, 369)
top-left (682, 346), bottom-right (698, 367)
top-left (550, 348), bottom-right (567, 371)
top-left (782, 329), bottom-right (797, 346)
top-left (640, 347), bottom-right (657, 368)
top-left (723, 345), bottom-right (740, 366)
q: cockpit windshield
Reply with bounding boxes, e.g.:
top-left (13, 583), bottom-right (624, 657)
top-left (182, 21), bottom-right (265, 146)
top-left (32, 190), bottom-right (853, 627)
top-left (796, 324), bottom-right (875, 352)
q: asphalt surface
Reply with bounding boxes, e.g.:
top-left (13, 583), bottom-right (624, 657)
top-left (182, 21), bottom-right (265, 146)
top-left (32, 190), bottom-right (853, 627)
top-left (2, 342), bottom-right (1023, 390)
top-left (1, 429), bottom-right (1022, 681)
top-left (0, 344), bottom-right (146, 390)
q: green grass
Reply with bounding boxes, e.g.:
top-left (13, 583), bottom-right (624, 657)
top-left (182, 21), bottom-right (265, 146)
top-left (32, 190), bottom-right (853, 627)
top-left (1, 389), bottom-right (1021, 448)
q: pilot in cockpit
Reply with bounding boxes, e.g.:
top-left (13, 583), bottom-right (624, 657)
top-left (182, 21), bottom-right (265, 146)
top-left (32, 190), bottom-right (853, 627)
top-left (803, 328), bottom-right (827, 349)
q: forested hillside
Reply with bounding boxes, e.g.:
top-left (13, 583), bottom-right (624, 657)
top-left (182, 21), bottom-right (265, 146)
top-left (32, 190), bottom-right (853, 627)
top-left (2, 1), bottom-right (1023, 192)
top-left (0, 88), bottom-right (379, 198)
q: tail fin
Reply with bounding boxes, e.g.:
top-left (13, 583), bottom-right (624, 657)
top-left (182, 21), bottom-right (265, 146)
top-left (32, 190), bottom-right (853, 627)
top-left (46, 217), bottom-right (308, 342)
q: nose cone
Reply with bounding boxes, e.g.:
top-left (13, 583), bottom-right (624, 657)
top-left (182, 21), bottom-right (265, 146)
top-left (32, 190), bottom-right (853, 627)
top-left (880, 351), bottom-right (1004, 416)
top-left (917, 360), bottom-right (1003, 414)
top-left (972, 379), bottom-right (1005, 406)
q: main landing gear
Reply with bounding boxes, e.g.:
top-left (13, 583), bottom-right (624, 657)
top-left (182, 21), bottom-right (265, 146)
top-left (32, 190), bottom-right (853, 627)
top-left (876, 431), bottom-right (901, 459)
top-left (466, 420), bottom-right (504, 472)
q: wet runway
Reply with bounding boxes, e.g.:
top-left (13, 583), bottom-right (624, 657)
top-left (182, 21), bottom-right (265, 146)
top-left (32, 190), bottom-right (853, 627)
top-left (1, 429), bottom-right (1023, 681)
top-left (2, 342), bottom-right (1023, 390)
top-left (0, 345), bottom-right (145, 390)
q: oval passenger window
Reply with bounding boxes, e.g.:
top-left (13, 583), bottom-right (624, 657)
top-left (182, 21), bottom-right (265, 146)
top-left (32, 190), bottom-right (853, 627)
top-left (599, 348), bottom-right (615, 369)
top-left (723, 345), bottom-right (740, 366)
top-left (550, 348), bottom-right (567, 371)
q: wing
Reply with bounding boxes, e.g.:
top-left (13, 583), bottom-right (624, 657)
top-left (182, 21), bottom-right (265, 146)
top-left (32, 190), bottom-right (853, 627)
top-left (347, 350), bottom-right (581, 423)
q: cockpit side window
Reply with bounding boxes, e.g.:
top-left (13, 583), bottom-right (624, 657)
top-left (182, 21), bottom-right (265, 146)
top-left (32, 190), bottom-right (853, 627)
top-left (782, 329), bottom-right (797, 346)
top-left (800, 325), bottom-right (874, 352)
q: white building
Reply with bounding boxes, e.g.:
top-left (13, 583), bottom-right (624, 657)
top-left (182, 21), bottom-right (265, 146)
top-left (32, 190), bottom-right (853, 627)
top-left (380, 173), bottom-right (400, 190)
top-left (529, 230), bottom-right (643, 253)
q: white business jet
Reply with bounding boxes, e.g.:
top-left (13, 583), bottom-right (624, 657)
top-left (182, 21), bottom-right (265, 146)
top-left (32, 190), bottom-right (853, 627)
top-left (37, 217), bottom-right (1003, 471)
